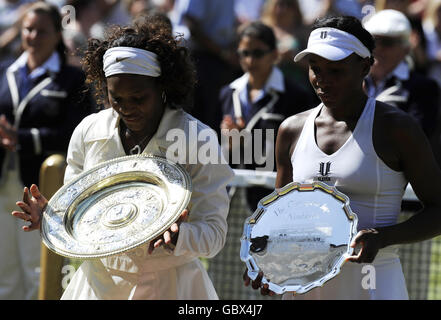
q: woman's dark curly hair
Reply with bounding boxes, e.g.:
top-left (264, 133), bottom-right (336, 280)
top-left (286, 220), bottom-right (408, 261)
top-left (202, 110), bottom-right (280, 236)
top-left (82, 18), bottom-right (196, 110)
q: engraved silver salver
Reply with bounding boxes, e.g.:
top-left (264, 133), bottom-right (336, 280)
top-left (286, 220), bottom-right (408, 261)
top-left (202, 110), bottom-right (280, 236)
top-left (240, 181), bottom-right (358, 295)
top-left (41, 155), bottom-right (192, 259)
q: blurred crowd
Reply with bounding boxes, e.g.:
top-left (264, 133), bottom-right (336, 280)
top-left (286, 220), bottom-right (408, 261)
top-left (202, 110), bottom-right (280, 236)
top-left (1, 0), bottom-right (441, 300)
top-left (1, 0), bottom-right (440, 127)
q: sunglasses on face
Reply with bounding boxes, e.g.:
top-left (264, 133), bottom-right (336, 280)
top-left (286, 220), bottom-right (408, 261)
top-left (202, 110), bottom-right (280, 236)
top-left (237, 49), bottom-right (272, 59)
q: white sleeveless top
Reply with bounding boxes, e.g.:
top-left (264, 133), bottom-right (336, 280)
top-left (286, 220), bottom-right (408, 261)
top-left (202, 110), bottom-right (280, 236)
top-left (291, 97), bottom-right (407, 230)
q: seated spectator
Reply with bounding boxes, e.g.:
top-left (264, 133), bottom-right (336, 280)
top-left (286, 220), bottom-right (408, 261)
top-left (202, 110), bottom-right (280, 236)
top-left (170, 0), bottom-right (241, 130)
top-left (218, 21), bottom-right (313, 211)
top-left (260, 0), bottom-right (312, 94)
top-left (88, 0), bottom-right (132, 40)
top-left (376, 0), bottom-right (432, 76)
top-left (364, 9), bottom-right (440, 142)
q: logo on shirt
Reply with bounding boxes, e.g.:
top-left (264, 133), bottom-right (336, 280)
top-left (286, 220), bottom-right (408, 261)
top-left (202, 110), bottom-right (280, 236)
top-left (317, 161), bottom-right (332, 181)
top-left (320, 31), bottom-right (328, 39)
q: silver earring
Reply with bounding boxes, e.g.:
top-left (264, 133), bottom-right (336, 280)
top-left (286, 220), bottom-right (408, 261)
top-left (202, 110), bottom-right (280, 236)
top-left (161, 91), bottom-right (167, 104)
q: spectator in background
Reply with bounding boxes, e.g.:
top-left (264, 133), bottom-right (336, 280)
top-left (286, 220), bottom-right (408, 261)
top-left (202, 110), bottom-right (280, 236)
top-left (63, 0), bottom-right (104, 67)
top-left (0, 1), bottom-right (93, 299)
top-left (0, 0), bottom-right (33, 60)
top-left (375, 0), bottom-right (431, 74)
top-left (364, 10), bottom-right (440, 144)
top-left (261, 0), bottom-right (313, 94)
top-left (123, 0), bottom-right (153, 19)
top-left (218, 21), bottom-right (312, 211)
top-left (297, 0), bottom-right (374, 25)
top-left (63, 0), bottom-right (133, 65)
top-left (0, 0), bottom-right (33, 33)
top-left (423, 0), bottom-right (441, 87)
top-left (170, 0), bottom-right (241, 130)
top-left (87, 0), bottom-right (131, 40)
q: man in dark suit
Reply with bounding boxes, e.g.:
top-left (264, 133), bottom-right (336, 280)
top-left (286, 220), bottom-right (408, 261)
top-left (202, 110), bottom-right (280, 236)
top-left (364, 10), bottom-right (440, 147)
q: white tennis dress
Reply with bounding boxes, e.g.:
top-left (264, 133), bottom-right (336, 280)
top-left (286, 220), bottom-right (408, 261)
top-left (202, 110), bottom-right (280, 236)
top-left (60, 107), bottom-right (234, 300)
top-left (284, 97), bottom-right (409, 300)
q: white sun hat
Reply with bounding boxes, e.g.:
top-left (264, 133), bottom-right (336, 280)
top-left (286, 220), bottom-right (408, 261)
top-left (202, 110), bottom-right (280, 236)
top-left (294, 27), bottom-right (371, 62)
top-left (363, 9), bottom-right (411, 38)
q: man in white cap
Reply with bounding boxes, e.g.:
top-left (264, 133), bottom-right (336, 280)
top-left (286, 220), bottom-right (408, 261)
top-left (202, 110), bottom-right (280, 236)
top-left (364, 9), bottom-right (440, 147)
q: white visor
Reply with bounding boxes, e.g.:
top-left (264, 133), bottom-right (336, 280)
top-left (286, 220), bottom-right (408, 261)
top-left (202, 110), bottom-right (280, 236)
top-left (294, 28), bottom-right (371, 62)
top-left (103, 46), bottom-right (162, 78)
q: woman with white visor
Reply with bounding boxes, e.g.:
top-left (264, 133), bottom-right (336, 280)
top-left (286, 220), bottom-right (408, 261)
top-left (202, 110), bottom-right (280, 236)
top-left (244, 16), bottom-right (441, 300)
top-left (12, 18), bottom-right (234, 300)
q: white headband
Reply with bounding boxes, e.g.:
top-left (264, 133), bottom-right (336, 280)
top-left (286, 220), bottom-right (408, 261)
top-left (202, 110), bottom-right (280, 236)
top-left (294, 28), bottom-right (371, 62)
top-left (103, 46), bottom-right (162, 78)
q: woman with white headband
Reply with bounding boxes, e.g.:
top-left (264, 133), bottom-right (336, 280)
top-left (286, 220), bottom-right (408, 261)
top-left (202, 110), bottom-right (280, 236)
top-left (244, 16), bottom-right (441, 300)
top-left (12, 19), bottom-right (234, 300)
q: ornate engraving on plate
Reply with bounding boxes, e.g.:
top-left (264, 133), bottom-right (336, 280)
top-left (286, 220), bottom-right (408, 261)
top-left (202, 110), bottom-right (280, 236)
top-left (40, 155), bottom-right (192, 259)
top-left (101, 203), bottom-right (139, 228)
top-left (240, 182), bottom-right (358, 295)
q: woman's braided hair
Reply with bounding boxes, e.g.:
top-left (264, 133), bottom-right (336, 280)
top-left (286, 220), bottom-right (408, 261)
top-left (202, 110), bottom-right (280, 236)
top-left (81, 18), bottom-right (196, 110)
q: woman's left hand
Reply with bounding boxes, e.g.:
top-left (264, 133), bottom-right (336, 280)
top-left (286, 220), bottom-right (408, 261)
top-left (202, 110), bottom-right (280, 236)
top-left (0, 115), bottom-right (17, 151)
top-left (345, 228), bottom-right (383, 263)
top-left (148, 208), bottom-right (189, 254)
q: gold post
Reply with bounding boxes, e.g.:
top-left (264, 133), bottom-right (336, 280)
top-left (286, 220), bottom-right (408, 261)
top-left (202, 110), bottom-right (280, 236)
top-left (37, 154), bottom-right (66, 300)
top-left (375, 0), bottom-right (386, 12)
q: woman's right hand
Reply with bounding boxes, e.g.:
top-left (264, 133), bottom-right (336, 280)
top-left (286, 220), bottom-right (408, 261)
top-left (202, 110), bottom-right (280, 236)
top-left (11, 184), bottom-right (48, 232)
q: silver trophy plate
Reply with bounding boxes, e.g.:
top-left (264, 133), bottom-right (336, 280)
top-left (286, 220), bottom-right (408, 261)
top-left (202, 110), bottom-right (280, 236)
top-left (41, 155), bottom-right (192, 259)
top-left (240, 182), bottom-right (358, 295)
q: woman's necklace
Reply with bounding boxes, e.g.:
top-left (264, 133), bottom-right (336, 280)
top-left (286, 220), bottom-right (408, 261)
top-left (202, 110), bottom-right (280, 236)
top-left (128, 134), bottom-right (150, 155)
top-left (121, 122), bottom-right (151, 155)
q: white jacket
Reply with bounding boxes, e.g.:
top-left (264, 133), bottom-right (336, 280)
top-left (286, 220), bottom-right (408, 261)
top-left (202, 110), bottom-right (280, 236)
top-left (61, 106), bottom-right (234, 299)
